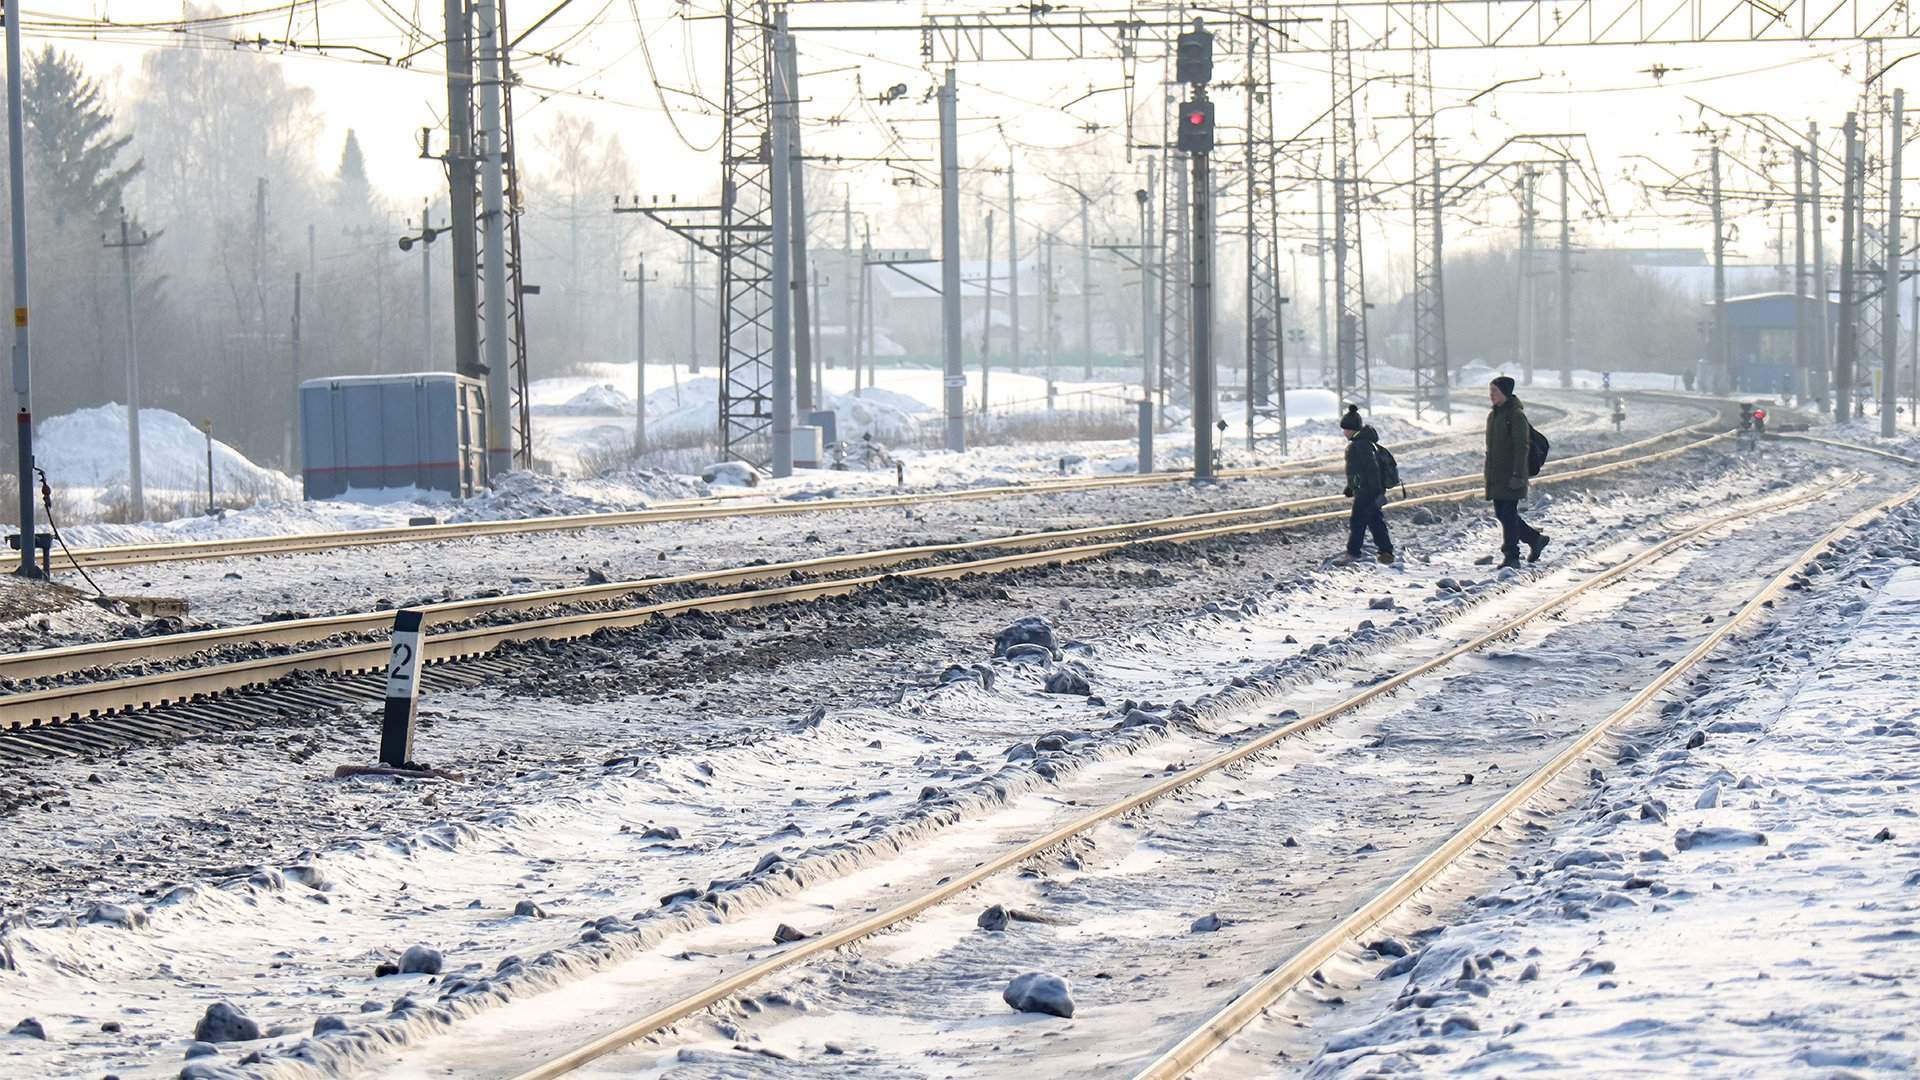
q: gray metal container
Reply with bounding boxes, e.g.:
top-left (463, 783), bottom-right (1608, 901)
top-left (300, 373), bottom-right (487, 500)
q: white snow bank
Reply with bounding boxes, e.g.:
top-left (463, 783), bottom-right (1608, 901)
top-left (38, 403), bottom-right (298, 503)
top-left (533, 384), bottom-right (636, 417)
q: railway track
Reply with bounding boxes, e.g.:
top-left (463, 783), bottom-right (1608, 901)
top-left (49, 435), bottom-right (1451, 572)
top-left (0, 423), bottom-right (1723, 741)
top-left (44, 400), bottom-right (1616, 573)
top-left (486, 472), bottom-right (1878, 1080)
top-left (1129, 475), bottom-right (1920, 1080)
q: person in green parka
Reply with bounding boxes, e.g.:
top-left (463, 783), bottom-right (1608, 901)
top-left (1486, 376), bottom-right (1548, 570)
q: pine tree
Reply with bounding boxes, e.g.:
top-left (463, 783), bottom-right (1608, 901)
top-left (334, 130), bottom-right (374, 214)
top-left (23, 46), bottom-right (142, 229)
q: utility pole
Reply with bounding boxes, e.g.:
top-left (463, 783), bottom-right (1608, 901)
top-left (623, 258), bottom-right (652, 450)
top-left (1810, 123), bottom-right (1830, 404)
top-left (4, 1), bottom-right (31, 572)
top-left (1794, 147), bottom-right (1809, 400)
top-left (1517, 169), bottom-right (1536, 384)
top-left (1838, 112), bottom-right (1859, 421)
top-left (441, 0), bottom-right (480, 382)
top-left (473, 0), bottom-right (513, 478)
top-left (768, 11), bottom-right (795, 475)
top-left (1558, 159), bottom-right (1573, 389)
top-left (291, 272), bottom-right (302, 468)
top-left (1710, 143), bottom-right (1730, 394)
top-left (399, 206), bottom-right (443, 369)
top-left (1191, 135), bottom-right (1215, 481)
top-left (104, 208), bottom-right (150, 520)
top-left (861, 224), bottom-right (875, 392)
top-left (811, 265), bottom-right (824, 402)
top-left (1043, 231), bottom-right (1056, 399)
top-left (982, 209), bottom-right (995, 411)
top-left (1007, 160), bottom-right (1021, 374)
top-left (254, 177), bottom-right (270, 433)
top-left (684, 238), bottom-right (699, 375)
top-left (1315, 175), bottom-right (1329, 383)
top-left (1137, 173), bottom-right (1155, 401)
top-left (785, 30), bottom-right (813, 417)
top-left (842, 189), bottom-right (853, 375)
top-left (1080, 189), bottom-right (1093, 378)
top-left (1882, 89), bottom-right (1904, 436)
top-left (938, 67), bottom-right (965, 452)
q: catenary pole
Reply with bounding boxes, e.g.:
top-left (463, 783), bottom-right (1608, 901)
top-left (768, 12), bottom-right (794, 475)
top-left (474, 0), bottom-right (513, 479)
top-left (105, 209), bottom-right (149, 519)
top-left (1006, 161), bottom-right (1020, 379)
top-left (1558, 159), bottom-right (1573, 389)
top-left (442, 0), bottom-right (480, 383)
top-left (1711, 144), bottom-right (1730, 394)
top-left (785, 30), bottom-right (813, 417)
top-left (1882, 89), bottom-right (1903, 436)
top-left (1080, 190), bottom-right (1093, 378)
top-left (1838, 112), bottom-right (1859, 421)
top-left (982, 210), bottom-right (995, 412)
top-left (1810, 123), bottom-right (1830, 404)
top-left (938, 68), bottom-right (965, 452)
top-left (1191, 118), bottom-right (1216, 482)
top-left (1794, 147), bottom-right (1808, 400)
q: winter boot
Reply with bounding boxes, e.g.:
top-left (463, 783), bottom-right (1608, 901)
top-left (1332, 551), bottom-right (1360, 567)
top-left (1527, 534), bottom-right (1551, 563)
top-left (1376, 550), bottom-right (1396, 565)
top-left (1498, 553), bottom-right (1523, 571)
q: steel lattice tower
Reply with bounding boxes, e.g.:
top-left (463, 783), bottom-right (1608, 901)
top-left (1243, 6), bottom-right (1287, 452)
top-left (1855, 38), bottom-right (1889, 401)
top-left (718, 0), bottom-right (778, 466)
top-left (1329, 19), bottom-right (1372, 409)
top-left (1408, 13), bottom-right (1450, 421)
top-left (1158, 61), bottom-right (1193, 412)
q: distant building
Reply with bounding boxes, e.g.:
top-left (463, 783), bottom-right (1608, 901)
top-left (1720, 291), bottom-right (1837, 397)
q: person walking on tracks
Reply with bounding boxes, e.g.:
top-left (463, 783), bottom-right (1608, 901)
top-left (1334, 404), bottom-right (1395, 566)
top-left (1486, 376), bottom-right (1549, 570)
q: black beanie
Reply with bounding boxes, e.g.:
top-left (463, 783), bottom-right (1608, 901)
top-left (1340, 405), bottom-right (1362, 431)
top-left (1491, 375), bottom-right (1517, 397)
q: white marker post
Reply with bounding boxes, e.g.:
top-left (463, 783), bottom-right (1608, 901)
top-left (380, 609), bottom-right (426, 767)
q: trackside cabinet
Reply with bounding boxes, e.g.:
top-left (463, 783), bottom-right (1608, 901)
top-left (299, 373), bottom-right (488, 500)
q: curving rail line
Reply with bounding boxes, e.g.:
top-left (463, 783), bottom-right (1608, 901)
top-left (497, 475), bottom-right (1861, 1080)
top-left (1128, 477), bottom-right (1920, 1080)
top-left (0, 425), bottom-right (1725, 732)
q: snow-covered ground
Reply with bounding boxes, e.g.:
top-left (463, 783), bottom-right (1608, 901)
top-left (1251, 498), bottom-right (1920, 1077)
top-left (0, 425), bottom-right (1888, 1078)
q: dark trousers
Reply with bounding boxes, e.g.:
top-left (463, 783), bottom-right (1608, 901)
top-left (1493, 498), bottom-right (1541, 557)
top-left (1347, 494), bottom-right (1392, 557)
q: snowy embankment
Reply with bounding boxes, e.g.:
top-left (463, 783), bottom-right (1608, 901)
top-left (32, 404), bottom-right (298, 518)
top-left (0, 442), bottom-right (1827, 1077)
top-left (1290, 500), bottom-right (1920, 1076)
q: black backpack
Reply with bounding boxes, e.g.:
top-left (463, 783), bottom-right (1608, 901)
top-left (1526, 425), bottom-right (1550, 477)
top-left (1374, 443), bottom-right (1403, 494)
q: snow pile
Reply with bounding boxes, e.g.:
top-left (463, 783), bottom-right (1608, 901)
top-left (38, 403), bottom-right (297, 502)
top-left (823, 389), bottom-right (922, 444)
top-left (446, 468), bottom-right (708, 522)
top-left (532, 384), bottom-right (636, 417)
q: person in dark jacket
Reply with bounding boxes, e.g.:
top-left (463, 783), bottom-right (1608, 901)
top-left (1486, 376), bottom-right (1548, 569)
top-left (1335, 405), bottom-right (1394, 566)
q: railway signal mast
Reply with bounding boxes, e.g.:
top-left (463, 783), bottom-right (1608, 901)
top-left (1176, 20), bottom-right (1217, 482)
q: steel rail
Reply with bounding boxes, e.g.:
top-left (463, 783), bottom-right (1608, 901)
top-left (44, 397), bottom-right (1607, 572)
top-left (48, 439), bottom-right (1447, 572)
top-left (496, 473), bottom-right (1843, 1080)
top-left (0, 432), bottom-right (1728, 730)
top-left (1127, 478), bottom-right (1920, 1080)
top-left (0, 422), bottom-right (1717, 687)
top-left (1772, 432), bottom-right (1920, 465)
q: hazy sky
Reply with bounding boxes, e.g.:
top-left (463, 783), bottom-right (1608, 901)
top-left (19, 2), bottom-right (1915, 266)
